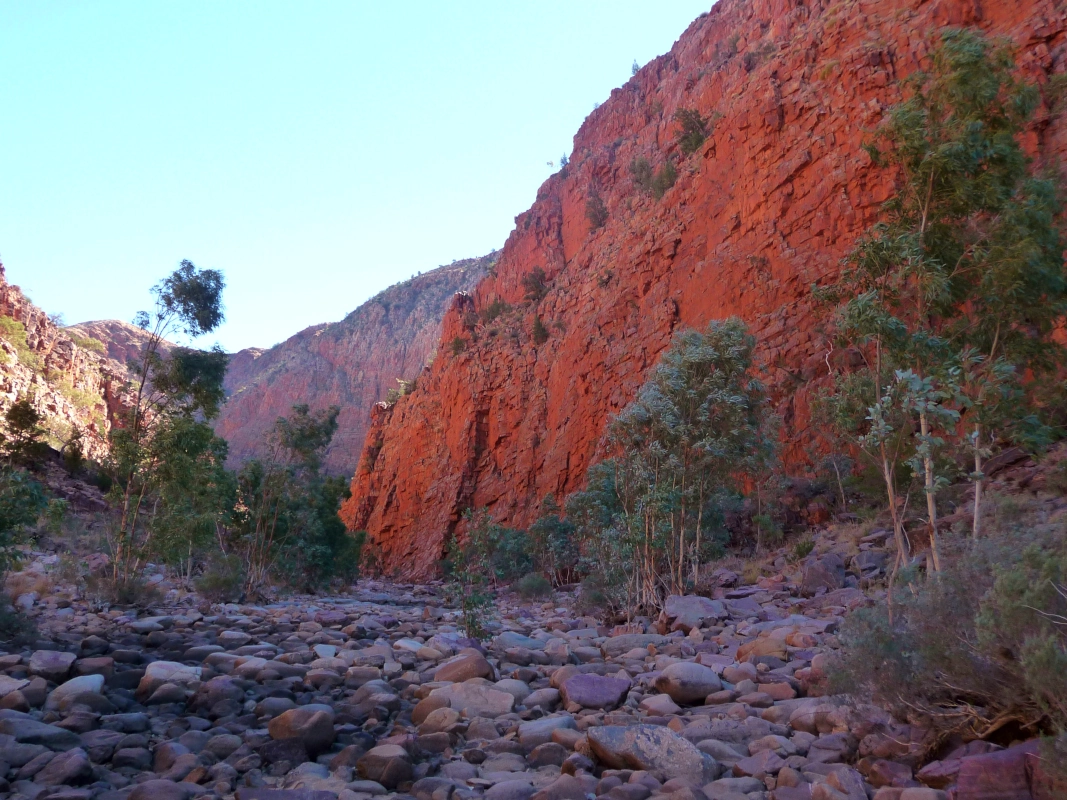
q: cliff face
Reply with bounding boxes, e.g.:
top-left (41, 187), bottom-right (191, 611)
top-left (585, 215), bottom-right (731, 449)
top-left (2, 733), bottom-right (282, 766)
top-left (0, 264), bottom-right (127, 461)
top-left (64, 319), bottom-right (169, 369)
top-left (341, 0), bottom-right (1067, 577)
top-left (214, 256), bottom-right (492, 476)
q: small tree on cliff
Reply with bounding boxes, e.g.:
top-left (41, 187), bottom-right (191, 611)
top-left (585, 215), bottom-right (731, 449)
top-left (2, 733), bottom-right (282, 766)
top-left (106, 261), bottom-right (229, 594)
top-left (818, 29), bottom-right (1067, 569)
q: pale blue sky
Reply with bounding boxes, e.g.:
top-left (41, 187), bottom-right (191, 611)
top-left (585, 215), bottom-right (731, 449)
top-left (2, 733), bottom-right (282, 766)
top-left (1, 2), bottom-right (711, 351)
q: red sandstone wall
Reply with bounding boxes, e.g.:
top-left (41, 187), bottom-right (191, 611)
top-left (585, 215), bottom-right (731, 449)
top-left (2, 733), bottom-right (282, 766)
top-left (342, 0), bottom-right (1067, 577)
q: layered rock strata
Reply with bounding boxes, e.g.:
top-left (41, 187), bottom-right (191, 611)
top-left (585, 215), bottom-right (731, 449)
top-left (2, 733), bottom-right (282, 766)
top-left (342, 0), bottom-right (1067, 577)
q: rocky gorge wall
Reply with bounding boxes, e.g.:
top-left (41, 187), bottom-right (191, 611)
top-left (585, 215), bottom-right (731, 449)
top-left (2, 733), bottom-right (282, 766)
top-left (214, 256), bottom-right (492, 476)
top-left (0, 264), bottom-right (127, 462)
top-left (341, 0), bottom-right (1067, 577)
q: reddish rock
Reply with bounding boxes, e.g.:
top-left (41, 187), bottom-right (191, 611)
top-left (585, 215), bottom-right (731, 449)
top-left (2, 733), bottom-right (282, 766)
top-left (215, 256), bottom-right (490, 475)
top-left (0, 264), bottom-right (130, 465)
top-left (955, 740), bottom-right (1060, 800)
top-left (342, 0), bottom-right (1067, 577)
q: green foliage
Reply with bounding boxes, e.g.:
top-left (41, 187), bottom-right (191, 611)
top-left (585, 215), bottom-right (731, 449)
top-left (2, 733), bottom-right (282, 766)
top-left (522, 267), bottom-right (549, 303)
top-left (195, 553), bottom-right (246, 603)
top-left (69, 335), bottom-right (106, 354)
top-left (630, 157), bottom-right (677, 199)
top-left (585, 192), bottom-right (608, 230)
top-left (516, 573), bottom-right (552, 600)
top-left (43, 499), bottom-right (68, 537)
top-left (441, 510), bottom-right (500, 640)
top-left (480, 298), bottom-right (511, 324)
top-left (0, 466), bottom-right (47, 576)
top-left (107, 260), bottom-right (228, 593)
top-left (0, 594), bottom-right (37, 647)
top-left (567, 318), bottom-right (775, 612)
top-left (62, 429), bottom-right (84, 475)
top-left (450, 336), bottom-right (467, 356)
top-left (229, 405), bottom-right (360, 596)
top-left (532, 315), bottom-right (549, 346)
top-left (0, 316), bottom-right (39, 369)
top-left (674, 108), bottom-right (709, 155)
top-left (2, 396), bottom-right (48, 466)
top-left (831, 527), bottom-right (1067, 760)
top-left (791, 537), bottom-right (815, 562)
top-left (527, 494), bottom-right (577, 584)
top-left (816, 29), bottom-right (1067, 551)
top-left (385, 377), bottom-right (417, 406)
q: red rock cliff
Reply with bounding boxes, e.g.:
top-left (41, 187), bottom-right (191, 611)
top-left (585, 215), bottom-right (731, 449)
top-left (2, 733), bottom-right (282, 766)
top-left (214, 256), bottom-right (491, 475)
top-left (0, 264), bottom-right (128, 460)
top-left (341, 0), bottom-right (1067, 578)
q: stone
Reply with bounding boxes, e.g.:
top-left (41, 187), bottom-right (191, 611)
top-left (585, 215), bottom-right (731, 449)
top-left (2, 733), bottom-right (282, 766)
top-left (45, 675), bottom-right (105, 711)
top-left (434, 649), bottom-right (493, 682)
top-left (127, 780), bottom-right (199, 800)
top-left (518, 716), bottom-right (577, 749)
top-left (662, 595), bottom-right (725, 633)
top-left (485, 779), bottom-right (537, 800)
top-left (430, 682), bottom-right (515, 718)
top-left (639, 693), bottom-right (682, 716)
top-left (601, 635), bottom-right (668, 658)
top-left (36, 748), bottom-right (92, 785)
top-left (357, 743), bottom-right (413, 789)
top-left (801, 554), bottom-right (846, 595)
top-left (0, 717), bottom-right (81, 751)
top-left (0, 675), bottom-right (29, 698)
top-left (653, 662), bottom-right (722, 705)
top-left (955, 740), bottom-right (1045, 800)
top-left (135, 660), bottom-right (201, 701)
top-left (28, 651), bottom-right (76, 682)
top-left (732, 748), bottom-right (784, 777)
top-left (586, 724), bottom-right (715, 783)
top-left (559, 673), bottom-right (631, 710)
top-left (267, 708), bottom-right (336, 757)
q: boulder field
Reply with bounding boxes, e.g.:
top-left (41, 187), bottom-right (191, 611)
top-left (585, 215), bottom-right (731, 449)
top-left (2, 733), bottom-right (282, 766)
top-left (0, 528), bottom-right (1053, 800)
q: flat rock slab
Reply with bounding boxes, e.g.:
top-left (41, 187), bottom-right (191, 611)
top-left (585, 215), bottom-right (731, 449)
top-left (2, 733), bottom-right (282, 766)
top-left (431, 682), bottom-right (515, 718)
top-left (560, 674), bottom-right (631, 710)
top-left (587, 724), bottom-right (715, 783)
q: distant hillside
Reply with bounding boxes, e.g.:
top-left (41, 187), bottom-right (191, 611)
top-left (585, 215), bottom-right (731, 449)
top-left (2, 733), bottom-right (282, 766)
top-left (214, 254), bottom-right (493, 475)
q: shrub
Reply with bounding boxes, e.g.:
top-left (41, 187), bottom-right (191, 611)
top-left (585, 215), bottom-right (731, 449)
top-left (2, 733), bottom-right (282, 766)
top-left (0, 316), bottom-right (39, 369)
top-left (516, 573), bottom-right (552, 599)
top-left (630, 157), bottom-right (654, 192)
top-left (527, 494), bottom-right (577, 583)
top-left (585, 192), bottom-right (608, 230)
top-left (480, 298), bottom-right (511, 324)
top-left (69, 335), bottom-right (106, 354)
top-left (674, 108), bottom-right (709, 155)
top-left (84, 569), bottom-right (163, 607)
top-left (791, 537), bottom-right (815, 562)
top-left (532, 315), bottom-right (549, 345)
top-left (522, 267), bottom-right (548, 303)
top-left (630, 157), bottom-right (677, 199)
top-left (450, 337), bottom-right (467, 356)
top-left (2, 396), bottom-right (48, 466)
top-left (0, 467), bottom-right (47, 576)
top-left (195, 553), bottom-right (246, 603)
top-left (830, 527), bottom-right (1067, 761)
top-left (0, 593), bottom-right (36, 647)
